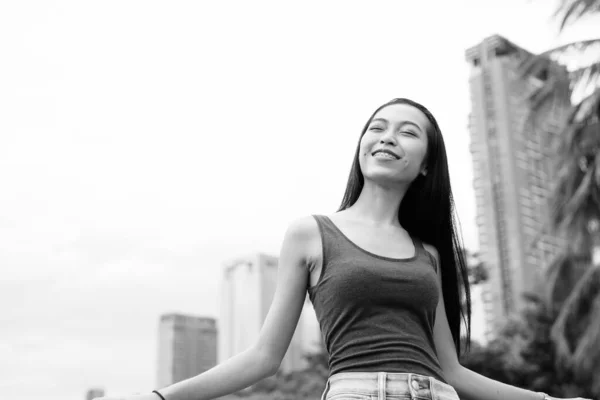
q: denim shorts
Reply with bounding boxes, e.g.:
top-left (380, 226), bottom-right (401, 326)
top-left (320, 372), bottom-right (460, 400)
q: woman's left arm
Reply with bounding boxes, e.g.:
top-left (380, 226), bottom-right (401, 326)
top-left (425, 244), bottom-right (589, 400)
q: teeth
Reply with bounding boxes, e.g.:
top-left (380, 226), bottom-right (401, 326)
top-left (374, 152), bottom-right (397, 159)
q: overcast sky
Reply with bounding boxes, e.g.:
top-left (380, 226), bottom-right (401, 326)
top-left (1, 1), bottom-right (597, 399)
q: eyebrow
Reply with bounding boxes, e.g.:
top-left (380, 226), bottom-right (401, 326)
top-left (370, 118), bottom-right (423, 133)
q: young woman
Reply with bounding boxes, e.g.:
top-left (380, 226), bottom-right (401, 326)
top-left (96, 98), bottom-right (592, 400)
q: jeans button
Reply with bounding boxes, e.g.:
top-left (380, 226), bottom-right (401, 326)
top-left (411, 380), bottom-right (419, 390)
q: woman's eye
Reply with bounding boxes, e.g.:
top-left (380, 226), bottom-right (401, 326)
top-left (402, 131), bottom-right (417, 136)
top-left (369, 126), bottom-right (383, 131)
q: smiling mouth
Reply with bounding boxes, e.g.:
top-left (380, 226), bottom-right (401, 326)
top-left (372, 150), bottom-right (400, 160)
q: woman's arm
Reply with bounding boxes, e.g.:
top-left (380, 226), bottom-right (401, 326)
top-left (156, 346), bottom-right (276, 400)
top-left (448, 366), bottom-right (549, 400)
top-left (424, 244), bottom-right (585, 400)
top-left (155, 216), bottom-right (317, 400)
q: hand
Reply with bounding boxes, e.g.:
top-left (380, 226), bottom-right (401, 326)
top-left (93, 394), bottom-right (161, 400)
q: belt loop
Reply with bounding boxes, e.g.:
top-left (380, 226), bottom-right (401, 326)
top-left (428, 376), bottom-right (436, 400)
top-left (407, 373), bottom-right (415, 398)
top-left (378, 372), bottom-right (386, 400)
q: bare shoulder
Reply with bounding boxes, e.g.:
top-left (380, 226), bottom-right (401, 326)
top-left (421, 241), bottom-right (440, 273)
top-left (287, 215), bottom-right (318, 239)
top-left (421, 242), bottom-right (439, 259)
top-left (283, 215), bottom-right (322, 266)
top-left (285, 215), bottom-right (320, 241)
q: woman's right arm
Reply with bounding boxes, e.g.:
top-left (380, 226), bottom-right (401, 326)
top-left (98, 216), bottom-right (317, 400)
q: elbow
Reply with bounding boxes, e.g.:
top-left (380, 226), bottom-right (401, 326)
top-left (442, 362), bottom-right (464, 388)
top-left (253, 345), bottom-right (282, 377)
top-left (263, 354), bottom-right (281, 377)
top-left (266, 360), bottom-right (282, 377)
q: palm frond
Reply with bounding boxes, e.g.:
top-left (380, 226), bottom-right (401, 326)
top-left (595, 153), bottom-right (600, 187)
top-left (549, 91), bottom-right (600, 238)
top-left (531, 76), bottom-right (570, 112)
top-left (550, 264), bottom-right (600, 373)
top-left (520, 53), bottom-right (553, 80)
top-left (563, 167), bottom-right (594, 217)
top-left (570, 88), bottom-right (600, 123)
top-left (554, 0), bottom-right (600, 30)
top-left (518, 39), bottom-right (600, 111)
top-left (518, 38), bottom-right (600, 80)
top-left (571, 295), bottom-right (600, 382)
top-left (569, 61), bottom-right (600, 88)
top-left (551, 191), bottom-right (600, 245)
top-left (539, 38), bottom-right (600, 61)
top-left (545, 252), bottom-right (590, 307)
top-left (550, 165), bottom-right (588, 231)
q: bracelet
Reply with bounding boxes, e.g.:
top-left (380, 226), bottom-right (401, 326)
top-left (152, 390), bottom-right (167, 400)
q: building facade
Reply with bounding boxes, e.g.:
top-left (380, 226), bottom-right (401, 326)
top-left (156, 313), bottom-right (218, 387)
top-left (465, 35), bottom-right (570, 337)
top-left (219, 253), bottom-right (321, 374)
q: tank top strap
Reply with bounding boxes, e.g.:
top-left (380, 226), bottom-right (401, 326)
top-left (411, 234), bottom-right (424, 251)
top-left (310, 213), bottom-right (359, 268)
top-left (311, 214), bottom-right (325, 226)
top-left (313, 214), bottom-right (333, 229)
top-left (309, 214), bottom-right (339, 293)
top-left (311, 214), bottom-right (327, 239)
top-left (311, 214), bottom-right (341, 241)
top-left (411, 235), bottom-right (440, 274)
top-left (411, 233), bottom-right (428, 260)
top-left (310, 214), bottom-right (336, 248)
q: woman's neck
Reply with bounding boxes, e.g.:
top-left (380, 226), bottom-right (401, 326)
top-left (343, 180), bottom-right (408, 227)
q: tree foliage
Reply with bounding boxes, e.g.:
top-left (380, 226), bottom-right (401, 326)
top-left (461, 291), bottom-right (597, 398)
top-left (520, 0), bottom-right (600, 386)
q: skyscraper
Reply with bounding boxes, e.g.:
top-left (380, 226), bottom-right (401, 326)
top-left (156, 313), bottom-right (218, 388)
top-left (219, 252), bottom-right (321, 374)
top-left (465, 35), bottom-right (570, 337)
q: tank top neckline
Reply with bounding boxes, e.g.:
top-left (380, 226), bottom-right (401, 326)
top-left (320, 215), bottom-right (420, 262)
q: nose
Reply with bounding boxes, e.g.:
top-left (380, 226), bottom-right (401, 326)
top-left (379, 129), bottom-right (398, 146)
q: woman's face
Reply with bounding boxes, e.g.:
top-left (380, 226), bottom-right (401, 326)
top-left (358, 103), bottom-right (430, 186)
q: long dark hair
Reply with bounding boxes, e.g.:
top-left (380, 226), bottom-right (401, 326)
top-left (338, 98), bottom-right (472, 356)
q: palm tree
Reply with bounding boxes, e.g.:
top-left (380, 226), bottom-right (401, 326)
top-left (521, 0), bottom-right (600, 390)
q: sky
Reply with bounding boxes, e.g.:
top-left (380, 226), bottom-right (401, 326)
top-left (0, 1), bottom-right (598, 399)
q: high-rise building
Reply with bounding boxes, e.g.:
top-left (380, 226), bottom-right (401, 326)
top-left (85, 388), bottom-right (105, 400)
top-left (465, 35), bottom-right (570, 337)
top-left (219, 253), bottom-right (321, 374)
top-left (156, 313), bottom-right (217, 387)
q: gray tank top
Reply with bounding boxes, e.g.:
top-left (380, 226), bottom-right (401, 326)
top-left (307, 215), bottom-right (447, 383)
